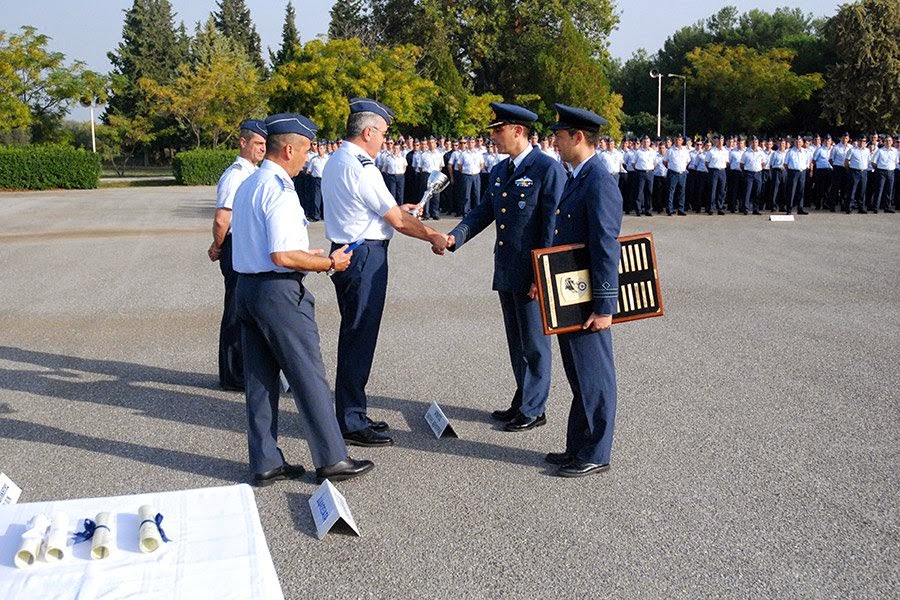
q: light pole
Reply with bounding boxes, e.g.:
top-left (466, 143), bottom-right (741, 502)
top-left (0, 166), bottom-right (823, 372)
top-left (649, 69), bottom-right (663, 137)
top-left (668, 74), bottom-right (686, 139)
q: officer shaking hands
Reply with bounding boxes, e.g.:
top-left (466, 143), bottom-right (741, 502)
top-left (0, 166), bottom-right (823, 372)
top-left (442, 102), bottom-right (566, 432)
top-left (545, 104), bottom-right (623, 478)
top-left (231, 113), bottom-right (374, 486)
top-left (322, 98), bottom-right (449, 449)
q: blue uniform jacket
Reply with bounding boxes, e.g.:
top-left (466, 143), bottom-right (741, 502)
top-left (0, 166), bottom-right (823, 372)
top-left (553, 155), bottom-right (623, 315)
top-left (449, 149), bottom-right (565, 293)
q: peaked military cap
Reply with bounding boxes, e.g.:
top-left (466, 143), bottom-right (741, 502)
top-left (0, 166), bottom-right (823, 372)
top-left (349, 97), bottom-right (395, 125)
top-left (857, 133), bottom-right (867, 140)
top-left (487, 102), bottom-right (538, 129)
top-left (548, 103), bottom-right (608, 133)
top-left (265, 113), bottom-right (318, 140)
top-left (239, 119), bottom-right (268, 138)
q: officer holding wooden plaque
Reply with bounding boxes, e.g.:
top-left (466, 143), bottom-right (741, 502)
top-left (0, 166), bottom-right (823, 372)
top-left (541, 104), bottom-right (623, 477)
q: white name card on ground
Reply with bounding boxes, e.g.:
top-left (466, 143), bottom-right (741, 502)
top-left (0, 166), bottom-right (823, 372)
top-left (769, 215), bottom-right (795, 222)
top-left (0, 473), bottom-right (22, 505)
top-left (424, 402), bottom-right (458, 439)
top-left (308, 480), bottom-right (359, 540)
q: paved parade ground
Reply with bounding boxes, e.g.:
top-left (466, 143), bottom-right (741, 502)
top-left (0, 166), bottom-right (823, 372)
top-left (0, 186), bottom-right (897, 598)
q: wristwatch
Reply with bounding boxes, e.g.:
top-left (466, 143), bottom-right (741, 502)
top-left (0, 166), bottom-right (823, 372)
top-left (325, 256), bottom-right (336, 277)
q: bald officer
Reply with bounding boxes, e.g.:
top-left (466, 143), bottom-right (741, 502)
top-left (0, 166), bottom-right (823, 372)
top-left (444, 102), bottom-right (565, 431)
top-left (208, 120), bottom-right (267, 391)
top-left (231, 113), bottom-right (374, 485)
top-left (323, 98), bottom-right (449, 447)
top-left (545, 104), bottom-right (622, 477)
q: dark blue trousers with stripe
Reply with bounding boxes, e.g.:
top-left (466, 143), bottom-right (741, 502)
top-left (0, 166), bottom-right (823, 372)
top-left (498, 291), bottom-right (552, 418)
top-left (330, 240), bottom-right (390, 434)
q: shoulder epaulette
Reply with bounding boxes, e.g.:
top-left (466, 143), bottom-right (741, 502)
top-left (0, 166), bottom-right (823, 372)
top-left (356, 155), bottom-right (375, 167)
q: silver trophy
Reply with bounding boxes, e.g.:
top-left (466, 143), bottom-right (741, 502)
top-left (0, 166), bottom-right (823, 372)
top-left (408, 170), bottom-right (450, 216)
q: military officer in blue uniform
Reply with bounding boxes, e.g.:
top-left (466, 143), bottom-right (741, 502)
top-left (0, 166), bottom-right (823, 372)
top-left (322, 98), bottom-right (449, 448)
top-left (231, 113), bottom-right (374, 485)
top-left (208, 119), bottom-right (267, 391)
top-left (444, 102), bottom-right (566, 431)
top-left (544, 104), bottom-right (622, 477)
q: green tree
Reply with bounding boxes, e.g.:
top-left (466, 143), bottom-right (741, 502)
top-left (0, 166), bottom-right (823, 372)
top-left (144, 18), bottom-right (267, 148)
top-left (213, 0), bottom-right (264, 72)
top-left (608, 49), bottom-right (657, 126)
top-left (820, 0), bottom-right (900, 132)
top-left (684, 44), bottom-right (823, 132)
top-left (0, 26), bottom-right (105, 143)
top-left (328, 0), bottom-right (373, 47)
top-left (268, 37), bottom-right (437, 139)
top-left (269, 1), bottom-right (300, 69)
top-left (106, 0), bottom-right (188, 120)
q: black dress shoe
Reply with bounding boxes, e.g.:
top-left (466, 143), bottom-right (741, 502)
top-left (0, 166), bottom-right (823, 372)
top-left (677, 211), bottom-right (687, 216)
top-left (643, 211), bottom-right (653, 216)
top-left (316, 458), bottom-right (374, 483)
top-left (717, 210), bottom-right (725, 215)
top-left (752, 211), bottom-right (761, 215)
top-left (253, 462), bottom-right (305, 487)
top-left (366, 416), bottom-right (389, 432)
top-left (797, 209), bottom-right (809, 215)
top-left (545, 451), bottom-right (574, 465)
top-left (886, 209), bottom-right (896, 213)
top-left (558, 462), bottom-right (610, 478)
top-left (220, 383), bottom-right (244, 392)
top-left (343, 427), bottom-right (394, 447)
top-left (504, 412), bottom-right (546, 432)
top-left (490, 406), bottom-right (518, 421)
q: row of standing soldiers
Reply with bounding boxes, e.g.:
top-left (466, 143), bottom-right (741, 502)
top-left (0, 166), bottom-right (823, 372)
top-left (291, 132), bottom-right (899, 219)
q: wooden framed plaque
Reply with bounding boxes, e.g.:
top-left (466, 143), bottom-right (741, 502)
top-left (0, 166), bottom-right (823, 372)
top-left (531, 232), bottom-right (664, 335)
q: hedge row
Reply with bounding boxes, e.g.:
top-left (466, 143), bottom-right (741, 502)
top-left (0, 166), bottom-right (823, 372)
top-left (0, 145), bottom-right (102, 190)
top-left (172, 149), bottom-right (235, 185)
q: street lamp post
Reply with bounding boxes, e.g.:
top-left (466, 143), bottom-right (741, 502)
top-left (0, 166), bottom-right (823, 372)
top-left (649, 69), bottom-right (663, 137)
top-left (668, 74), bottom-right (687, 139)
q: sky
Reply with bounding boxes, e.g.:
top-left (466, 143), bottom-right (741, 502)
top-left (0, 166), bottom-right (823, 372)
top-left (5, 0), bottom-right (837, 121)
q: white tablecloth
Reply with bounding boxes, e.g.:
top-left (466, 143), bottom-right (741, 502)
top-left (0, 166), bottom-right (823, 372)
top-left (0, 484), bottom-right (283, 600)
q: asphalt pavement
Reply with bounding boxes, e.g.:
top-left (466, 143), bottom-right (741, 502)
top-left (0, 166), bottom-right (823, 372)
top-left (0, 186), bottom-right (897, 599)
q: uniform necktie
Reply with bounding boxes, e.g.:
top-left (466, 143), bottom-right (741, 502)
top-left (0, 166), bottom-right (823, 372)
top-left (506, 159), bottom-right (515, 181)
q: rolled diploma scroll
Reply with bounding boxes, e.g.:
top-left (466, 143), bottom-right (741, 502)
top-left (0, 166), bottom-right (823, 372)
top-left (90, 512), bottom-right (113, 560)
top-left (138, 505), bottom-right (163, 553)
top-left (43, 511), bottom-right (70, 562)
top-left (15, 513), bottom-right (51, 568)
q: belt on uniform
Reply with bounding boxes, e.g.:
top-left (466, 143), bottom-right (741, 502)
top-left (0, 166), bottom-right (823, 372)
top-left (331, 239), bottom-right (390, 248)
top-left (239, 271), bottom-right (305, 281)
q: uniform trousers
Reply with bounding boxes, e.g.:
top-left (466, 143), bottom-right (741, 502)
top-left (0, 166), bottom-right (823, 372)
top-left (708, 168), bottom-right (726, 213)
top-left (383, 173), bottom-right (405, 205)
top-left (308, 177), bottom-right (323, 221)
top-left (832, 165), bottom-right (847, 209)
top-left (769, 169), bottom-right (786, 211)
top-left (761, 170), bottom-right (771, 208)
top-left (873, 169), bottom-right (895, 211)
top-left (666, 170), bottom-right (687, 213)
top-left (785, 169), bottom-right (806, 213)
top-left (457, 174), bottom-right (481, 216)
top-left (235, 272), bottom-right (347, 473)
top-left (557, 328), bottom-right (617, 464)
top-left (652, 175), bottom-right (667, 213)
top-left (498, 291), bottom-right (552, 418)
top-left (618, 172), bottom-right (630, 212)
top-left (218, 235), bottom-right (243, 388)
top-left (847, 169), bottom-right (868, 211)
top-left (814, 168), bottom-right (833, 210)
top-left (743, 171), bottom-right (763, 213)
top-left (330, 240), bottom-right (389, 434)
top-left (634, 170), bottom-right (653, 215)
top-left (726, 168), bottom-right (741, 211)
top-left (426, 190), bottom-right (442, 219)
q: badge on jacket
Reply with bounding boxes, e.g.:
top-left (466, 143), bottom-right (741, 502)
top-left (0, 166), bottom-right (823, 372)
top-left (514, 177), bottom-right (534, 187)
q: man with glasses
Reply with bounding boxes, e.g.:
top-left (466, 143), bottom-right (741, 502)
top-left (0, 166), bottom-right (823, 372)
top-left (322, 98), bottom-right (450, 448)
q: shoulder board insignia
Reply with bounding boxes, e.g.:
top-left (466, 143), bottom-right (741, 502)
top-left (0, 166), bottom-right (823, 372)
top-left (356, 155), bottom-right (375, 167)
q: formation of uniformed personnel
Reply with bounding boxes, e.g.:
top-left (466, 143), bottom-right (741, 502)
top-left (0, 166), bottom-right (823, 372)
top-left (443, 102), bottom-right (566, 431)
top-left (544, 103), bottom-right (623, 477)
top-left (322, 98), bottom-right (449, 448)
top-left (230, 113), bottom-right (374, 485)
top-left (207, 119), bottom-right (267, 391)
